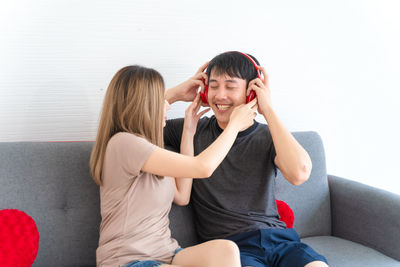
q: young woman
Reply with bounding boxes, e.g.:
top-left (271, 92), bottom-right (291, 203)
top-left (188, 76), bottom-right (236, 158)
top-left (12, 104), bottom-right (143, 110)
top-left (90, 64), bottom-right (257, 267)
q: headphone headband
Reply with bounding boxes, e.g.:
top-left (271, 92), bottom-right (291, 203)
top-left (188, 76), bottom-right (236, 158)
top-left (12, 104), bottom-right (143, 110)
top-left (236, 52), bottom-right (262, 79)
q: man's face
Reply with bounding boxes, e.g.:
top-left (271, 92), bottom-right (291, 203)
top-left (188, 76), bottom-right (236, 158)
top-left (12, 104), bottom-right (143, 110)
top-left (207, 70), bottom-right (247, 129)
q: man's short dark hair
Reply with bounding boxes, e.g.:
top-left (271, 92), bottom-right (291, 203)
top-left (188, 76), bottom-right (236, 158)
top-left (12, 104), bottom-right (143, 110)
top-left (206, 51), bottom-right (260, 86)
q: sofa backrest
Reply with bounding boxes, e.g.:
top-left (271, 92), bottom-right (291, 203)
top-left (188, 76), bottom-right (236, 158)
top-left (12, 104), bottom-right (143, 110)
top-left (275, 131), bottom-right (331, 237)
top-left (0, 131), bottom-right (331, 266)
top-left (0, 141), bottom-right (198, 267)
top-left (0, 142), bottom-right (100, 267)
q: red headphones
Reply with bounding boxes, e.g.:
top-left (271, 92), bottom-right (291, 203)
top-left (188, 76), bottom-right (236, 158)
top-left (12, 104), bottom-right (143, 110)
top-left (200, 52), bottom-right (262, 104)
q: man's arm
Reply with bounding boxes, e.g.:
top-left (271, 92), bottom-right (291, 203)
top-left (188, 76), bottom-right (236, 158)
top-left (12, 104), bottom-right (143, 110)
top-left (247, 67), bottom-right (312, 186)
top-left (267, 107), bottom-right (312, 185)
top-left (165, 61), bottom-right (209, 105)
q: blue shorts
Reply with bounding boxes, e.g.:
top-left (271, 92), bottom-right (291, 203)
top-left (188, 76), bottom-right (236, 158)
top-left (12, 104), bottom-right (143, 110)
top-left (226, 228), bottom-right (328, 267)
top-left (122, 248), bottom-right (183, 267)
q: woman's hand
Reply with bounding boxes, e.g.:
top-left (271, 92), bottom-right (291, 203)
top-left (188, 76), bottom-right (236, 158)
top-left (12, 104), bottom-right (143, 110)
top-left (228, 99), bottom-right (258, 132)
top-left (183, 93), bottom-right (210, 137)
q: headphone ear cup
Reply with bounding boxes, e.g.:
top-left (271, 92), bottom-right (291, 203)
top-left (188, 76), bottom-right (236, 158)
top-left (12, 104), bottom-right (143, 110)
top-left (200, 78), bottom-right (208, 104)
top-left (246, 90), bottom-right (256, 103)
top-left (200, 85), bottom-right (208, 104)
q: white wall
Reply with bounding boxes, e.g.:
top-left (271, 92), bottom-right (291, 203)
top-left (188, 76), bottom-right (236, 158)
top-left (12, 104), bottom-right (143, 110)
top-left (1, 0), bottom-right (399, 194)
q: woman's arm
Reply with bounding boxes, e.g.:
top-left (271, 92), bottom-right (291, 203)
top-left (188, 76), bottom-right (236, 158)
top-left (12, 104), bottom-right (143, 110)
top-left (141, 99), bottom-right (258, 180)
top-left (172, 132), bottom-right (194, 206)
top-left (173, 95), bottom-right (209, 206)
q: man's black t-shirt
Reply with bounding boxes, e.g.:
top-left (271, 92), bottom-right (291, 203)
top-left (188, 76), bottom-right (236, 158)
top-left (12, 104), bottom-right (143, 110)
top-left (164, 116), bottom-right (286, 241)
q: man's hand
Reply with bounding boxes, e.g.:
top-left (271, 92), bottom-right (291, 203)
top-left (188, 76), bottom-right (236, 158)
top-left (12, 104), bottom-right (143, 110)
top-left (246, 66), bottom-right (272, 116)
top-left (165, 62), bottom-right (209, 104)
top-left (247, 66), bottom-right (312, 186)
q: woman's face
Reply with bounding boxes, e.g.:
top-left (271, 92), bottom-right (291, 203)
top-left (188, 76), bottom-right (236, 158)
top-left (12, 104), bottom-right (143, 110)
top-left (163, 100), bottom-right (170, 127)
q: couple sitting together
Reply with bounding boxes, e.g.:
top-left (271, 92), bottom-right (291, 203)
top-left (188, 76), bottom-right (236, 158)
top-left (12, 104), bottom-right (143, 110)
top-left (90, 51), bottom-right (329, 267)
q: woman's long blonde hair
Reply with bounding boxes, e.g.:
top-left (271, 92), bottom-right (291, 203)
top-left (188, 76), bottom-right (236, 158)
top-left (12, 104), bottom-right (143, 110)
top-left (90, 65), bottom-right (165, 185)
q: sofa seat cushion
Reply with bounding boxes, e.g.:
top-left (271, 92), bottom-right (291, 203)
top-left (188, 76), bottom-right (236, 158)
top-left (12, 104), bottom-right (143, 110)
top-left (301, 236), bottom-right (399, 267)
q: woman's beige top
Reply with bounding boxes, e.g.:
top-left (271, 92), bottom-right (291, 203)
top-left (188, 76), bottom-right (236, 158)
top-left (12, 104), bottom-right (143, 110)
top-left (96, 132), bottom-right (179, 267)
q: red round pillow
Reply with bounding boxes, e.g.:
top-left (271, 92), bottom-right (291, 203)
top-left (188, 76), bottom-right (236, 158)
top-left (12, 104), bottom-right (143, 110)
top-left (0, 209), bottom-right (40, 267)
top-left (276, 200), bottom-right (294, 228)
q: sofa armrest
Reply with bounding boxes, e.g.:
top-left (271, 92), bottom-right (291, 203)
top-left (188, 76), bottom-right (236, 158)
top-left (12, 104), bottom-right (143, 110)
top-left (328, 174), bottom-right (400, 261)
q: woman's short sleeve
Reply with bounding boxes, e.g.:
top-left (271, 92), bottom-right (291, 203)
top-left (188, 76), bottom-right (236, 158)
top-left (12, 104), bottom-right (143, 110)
top-left (108, 132), bottom-right (157, 178)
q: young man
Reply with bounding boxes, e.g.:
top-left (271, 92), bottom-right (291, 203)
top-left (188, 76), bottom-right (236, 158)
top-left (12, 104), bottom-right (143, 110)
top-left (164, 51), bottom-right (328, 267)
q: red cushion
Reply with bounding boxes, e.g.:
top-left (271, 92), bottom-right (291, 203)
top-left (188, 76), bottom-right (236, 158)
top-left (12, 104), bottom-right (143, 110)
top-left (276, 200), bottom-right (294, 228)
top-left (0, 209), bottom-right (39, 267)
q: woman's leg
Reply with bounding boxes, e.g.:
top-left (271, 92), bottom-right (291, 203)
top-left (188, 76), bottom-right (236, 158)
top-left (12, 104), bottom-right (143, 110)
top-left (171, 239), bottom-right (241, 267)
top-left (305, 261), bottom-right (329, 267)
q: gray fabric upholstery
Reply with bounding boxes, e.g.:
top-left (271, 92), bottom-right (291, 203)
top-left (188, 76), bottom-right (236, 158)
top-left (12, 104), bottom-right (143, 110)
top-left (0, 142), bottom-right (100, 267)
top-left (329, 174), bottom-right (400, 261)
top-left (302, 236), bottom-right (400, 267)
top-left (169, 204), bottom-right (198, 247)
top-left (0, 131), bottom-right (399, 266)
top-left (275, 131), bottom-right (331, 238)
top-left (166, 143), bottom-right (199, 247)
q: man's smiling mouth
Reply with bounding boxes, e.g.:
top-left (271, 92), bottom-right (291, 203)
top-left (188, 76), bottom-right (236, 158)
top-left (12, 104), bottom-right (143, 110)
top-left (216, 104), bottom-right (231, 110)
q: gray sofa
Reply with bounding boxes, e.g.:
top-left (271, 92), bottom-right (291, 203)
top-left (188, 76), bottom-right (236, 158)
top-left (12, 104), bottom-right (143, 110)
top-left (0, 132), bottom-right (399, 267)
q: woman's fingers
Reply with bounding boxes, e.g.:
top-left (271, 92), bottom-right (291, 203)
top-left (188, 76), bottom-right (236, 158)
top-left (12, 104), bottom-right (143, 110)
top-left (246, 98), bottom-right (257, 109)
top-left (188, 93), bottom-right (204, 116)
top-left (196, 108), bottom-right (210, 119)
top-left (196, 61), bottom-right (210, 74)
top-left (193, 94), bottom-right (202, 112)
top-left (251, 104), bottom-right (258, 116)
top-left (186, 94), bottom-right (199, 114)
top-left (190, 94), bottom-right (200, 107)
top-left (194, 72), bottom-right (207, 81)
